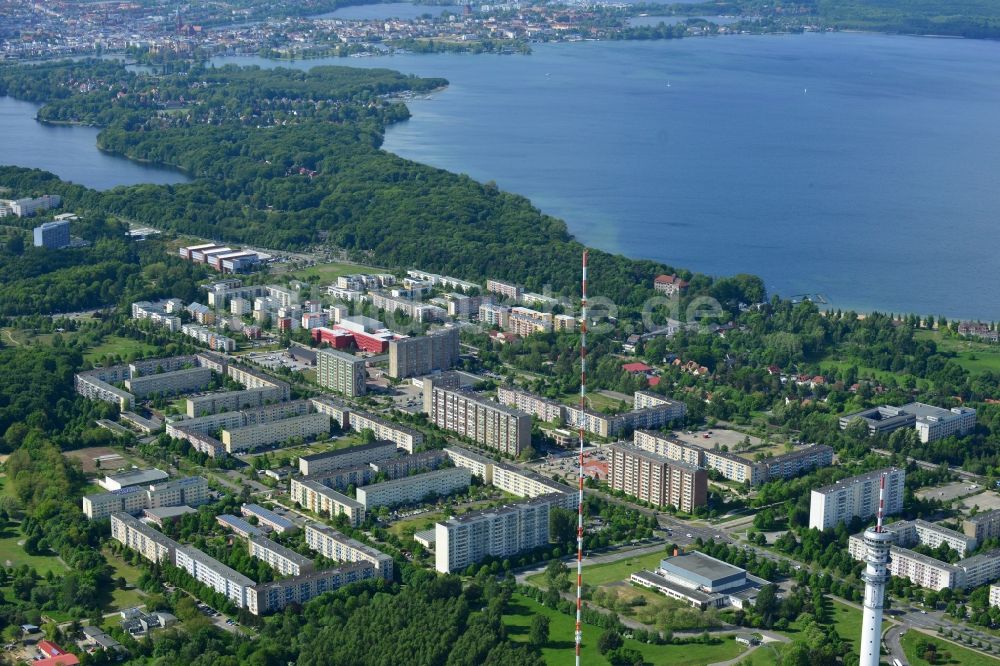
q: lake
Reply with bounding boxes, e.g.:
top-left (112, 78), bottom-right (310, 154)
top-left (215, 34), bottom-right (1000, 319)
top-left (0, 96), bottom-right (188, 191)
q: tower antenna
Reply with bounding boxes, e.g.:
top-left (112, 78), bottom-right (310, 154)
top-left (575, 250), bottom-right (588, 666)
top-left (859, 472), bottom-right (892, 666)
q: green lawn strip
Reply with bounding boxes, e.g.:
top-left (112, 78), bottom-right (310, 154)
top-left (526, 550), bottom-right (667, 589)
top-left (285, 261), bottom-right (388, 284)
top-left (387, 511), bottom-right (447, 538)
top-left (901, 629), bottom-right (1000, 666)
top-left (83, 335), bottom-right (160, 364)
top-left (504, 593), bottom-right (747, 666)
top-left (0, 531), bottom-right (69, 575)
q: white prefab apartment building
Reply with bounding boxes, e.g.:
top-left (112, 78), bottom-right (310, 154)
top-left (435, 495), bottom-right (557, 573)
top-left (305, 523), bottom-right (394, 580)
top-left (809, 467), bottom-right (905, 531)
top-left (355, 467), bottom-right (471, 510)
top-left (175, 545), bottom-right (256, 608)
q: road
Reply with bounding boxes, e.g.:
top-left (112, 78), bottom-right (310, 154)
top-left (884, 625), bottom-right (908, 665)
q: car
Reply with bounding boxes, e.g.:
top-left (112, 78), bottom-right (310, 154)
top-left (686, 533), bottom-right (693, 538)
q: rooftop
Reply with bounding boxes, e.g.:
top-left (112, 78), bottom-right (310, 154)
top-left (660, 551), bottom-right (744, 584)
top-left (813, 467), bottom-right (902, 495)
top-left (102, 468), bottom-right (168, 488)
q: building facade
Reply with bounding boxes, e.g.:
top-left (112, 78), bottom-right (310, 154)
top-left (424, 380), bottom-right (531, 456)
top-left (607, 443), bottom-right (707, 513)
top-left (316, 348), bottom-right (367, 397)
top-left (810, 468), bottom-right (906, 531)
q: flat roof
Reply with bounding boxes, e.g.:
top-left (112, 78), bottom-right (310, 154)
top-left (814, 467), bottom-right (902, 495)
top-left (632, 569), bottom-right (714, 603)
top-left (660, 551), bottom-right (744, 584)
top-left (103, 468), bottom-right (168, 487)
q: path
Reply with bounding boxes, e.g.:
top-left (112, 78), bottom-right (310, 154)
top-left (2, 330), bottom-right (20, 346)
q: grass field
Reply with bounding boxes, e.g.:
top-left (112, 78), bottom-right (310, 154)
top-left (285, 261), bottom-right (388, 284)
top-left (0, 531), bottom-right (68, 575)
top-left (828, 599), bottom-right (866, 660)
top-left (83, 335), bottom-right (160, 364)
top-left (914, 330), bottom-right (1000, 376)
top-left (901, 630), bottom-right (1000, 666)
top-left (387, 511), bottom-right (447, 538)
top-left (527, 550), bottom-right (667, 589)
top-left (559, 391), bottom-right (629, 414)
top-left (504, 593), bottom-right (748, 666)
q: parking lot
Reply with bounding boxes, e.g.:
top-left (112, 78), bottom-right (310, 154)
top-left (244, 350), bottom-right (313, 373)
top-left (915, 480), bottom-right (983, 503)
top-left (957, 490), bottom-right (1000, 514)
top-left (673, 428), bottom-right (762, 453)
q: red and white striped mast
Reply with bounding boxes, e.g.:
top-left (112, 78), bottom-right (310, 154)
top-left (575, 250), bottom-right (588, 665)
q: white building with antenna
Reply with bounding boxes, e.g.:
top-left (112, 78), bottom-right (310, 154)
top-left (859, 472), bottom-right (893, 666)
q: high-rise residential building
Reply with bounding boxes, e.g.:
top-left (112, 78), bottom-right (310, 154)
top-left (809, 468), bottom-right (905, 531)
top-left (424, 379), bottom-right (531, 456)
top-left (435, 495), bottom-right (557, 573)
top-left (32, 219), bottom-right (71, 248)
top-left (316, 348), bottom-right (367, 397)
top-left (607, 443), bottom-right (707, 513)
top-left (388, 327), bottom-right (460, 379)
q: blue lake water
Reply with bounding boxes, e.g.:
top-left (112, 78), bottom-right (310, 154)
top-left (216, 34), bottom-right (1000, 319)
top-left (0, 96), bottom-right (189, 191)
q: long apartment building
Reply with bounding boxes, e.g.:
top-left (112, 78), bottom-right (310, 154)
top-left (316, 348), bottom-right (367, 397)
top-left (632, 430), bottom-right (768, 486)
top-left (607, 442), bottom-right (707, 513)
top-left (370, 450), bottom-right (448, 480)
top-left (187, 386), bottom-right (286, 418)
top-left (388, 327), bottom-right (460, 379)
top-left (347, 411), bottom-right (424, 453)
top-left (496, 386), bottom-right (565, 423)
top-left (241, 503), bottom-right (298, 534)
top-left (435, 494), bottom-right (557, 573)
top-left (764, 444), bottom-right (835, 480)
top-left (879, 519), bottom-right (977, 557)
top-left (809, 467), bottom-right (905, 531)
top-left (83, 476), bottom-right (210, 520)
top-left (290, 479), bottom-right (366, 526)
top-left (248, 563), bottom-right (375, 615)
top-left (110, 512), bottom-right (177, 564)
top-left (248, 535), bottom-right (314, 577)
top-left (308, 395), bottom-right (352, 428)
top-left (369, 292), bottom-right (446, 323)
top-left (564, 398), bottom-right (687, 439)
top-left (298, 441), bottom-right (398, 476)
top-left (221, 412), bottom-right (330, 453)
top-left (486, 279), bottom-right (522, 301)
top-left (424, 379), bottom-right (531, 456)
top-left (307, 465), bottom-right (374, 492)
top-left (355, 467), bottom-right (471, 510)
top-left (111, 512), bottom-right (366, 616)
top-left (848, 531), bottom-right (1000, 591)
top-left (125, 367), bottom-right (212, 399)
top-left (444, 446), bottom-right (576, 510)
top-left (304, 523), bottom-right (394, 580)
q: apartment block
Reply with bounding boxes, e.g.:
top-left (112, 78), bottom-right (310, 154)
top-left (110, 513), bottom-right (177, 564)
top-left (125, 367), bottom-right (212, 399)
top-left (702, 449), bottom-right (768, 486)
top-left (308, 395), bottom-right (352, 428)
top-left (290, 479), bottom-right (366, 526)
top-left (369, 450), bottom-right (449, 480)
top-left (186, 387), bottom-right (285, 418)
top-left (222, 413), bottom-right (330, 453)
top-left (248, 535), bottom-right (314, 577)
top-left (486, 279), bottom-right (522, 301)
top-left (564, 401), bottom-right (685, 440)
top-left (316, 348), bottom-right (367, 397)
top-left (990, 584), bottom-right (1000, 609)
top-left (370, 292), bottom-right (446, 323)
top-left (304, 523), bottom-right (394, 580)
top-left (240, 503), bottom-right (297, 534)
top-left (478, 303), bottom-right (511, 329)
top-left (247, 563), bottom-right (375, 615)
top-left (388, 327), bottom-right (460, 379)
top-left (880, 519), bottom-right (977, 557)
top-left (444, 446), bottom-right (497, 483)
top-left (809, 468), bottom-right (905, 531)
top-left (298, 441), bottom-right (397, 477)
top-left (435, 495), bottom-right (557, 573)
top-left (507, 307), bottom-right (552, 336)
top-left (492, 462), bottom-right (577, 510)
top-left (83, 476), bottom-right (209, 520)
top-left (355, 467), bottom-right (471, 510)
top-left (964, 509), bottom-right (1000, 543)
top-left (607, 443), bottom-right (707, 513)
top-left (424, 380), bottom-right (531, 456)
top-left (217, 514), bottom-right (263, 538)
top-left (307, 465), bottom-right (374, 492)
top-left (496, 386), bottom-right (565, 423)
top-left (633, 430), bottom-right (702, 466)
top-left (176, 545), bottom-right (256, 608)
top-left (348, 411), bottom-right (424, 453)
top-left (75, 365), bottom-right (134, 410)
top-left (764, 444), bottom-right (835, 480)
top-left (633, 391), bottom-right (687, 416)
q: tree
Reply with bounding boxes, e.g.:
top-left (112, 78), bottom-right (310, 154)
top-left (528, 615), bottom-right (549, 647)
top-left (754, 584), bottom-right (780, 629)
top-left (597, 630), bottom-right (623, 655)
